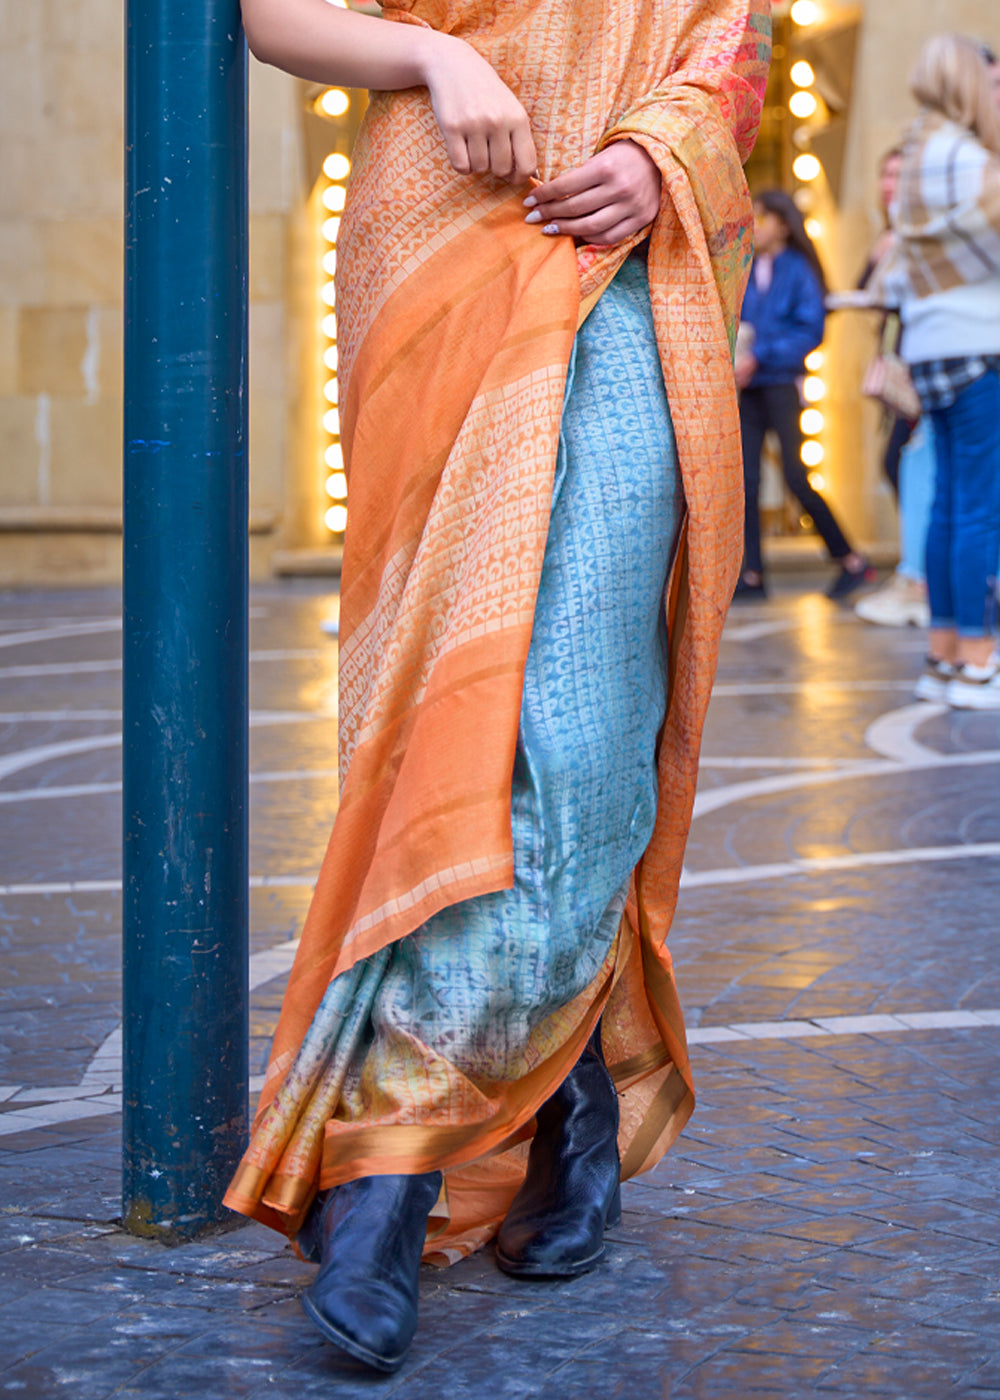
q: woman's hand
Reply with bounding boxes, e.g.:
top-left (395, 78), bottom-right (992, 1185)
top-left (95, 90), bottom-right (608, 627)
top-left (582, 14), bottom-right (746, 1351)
top-left (239, 0), bottom-right (536, 184)
top-left (420, 33), bottom-right (537, 184)
top-left (869, 228), bottom-right (897, 266)
top-left (523, 141), bottom-right (662, 245)
top-left (734, 354), bottom-right (758, 390)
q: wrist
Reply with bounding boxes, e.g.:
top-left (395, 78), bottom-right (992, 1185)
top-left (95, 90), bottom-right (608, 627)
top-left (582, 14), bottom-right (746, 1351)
top-left (411, 26), bottom-right (458, 87)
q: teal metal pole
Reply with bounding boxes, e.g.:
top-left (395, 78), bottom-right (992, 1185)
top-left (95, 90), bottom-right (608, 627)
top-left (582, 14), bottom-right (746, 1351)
top-left (122, 0), bottom-right (249, 1240)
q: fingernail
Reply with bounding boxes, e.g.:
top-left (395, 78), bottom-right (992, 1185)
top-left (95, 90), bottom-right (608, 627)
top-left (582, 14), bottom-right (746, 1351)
top-left (524, 209), bottom-right (542, 224)
top-left (523, 195), bottom-right (537, 208)
top-left (542, 223), bottom-right (559, 235)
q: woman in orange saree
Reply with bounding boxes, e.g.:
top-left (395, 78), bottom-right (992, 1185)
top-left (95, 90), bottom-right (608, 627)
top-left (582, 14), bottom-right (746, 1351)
top-left (229, 0), bottom-right (768, 1373)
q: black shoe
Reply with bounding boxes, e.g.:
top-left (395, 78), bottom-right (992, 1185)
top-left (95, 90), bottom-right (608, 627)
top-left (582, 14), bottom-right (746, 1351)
top-left (496, 1032), bottom-right (621, 1278)
top-left (733, 574), bottom-right (767, 600)
top-left (299, 1171), bottom-right (442, 1373)
top-left (827, 558), bottom-right (874, 600)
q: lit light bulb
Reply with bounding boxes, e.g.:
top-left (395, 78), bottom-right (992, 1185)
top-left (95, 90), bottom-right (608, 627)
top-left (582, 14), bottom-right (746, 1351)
top-left (325, 504), bottom-right (349, 533)
top-left (322, 313), bottom-right (338, 339)
top-left (322, 185), bottom-right (347, 212)
top-left (805, 349), bottom-right (825, 371)
top-left (321, 282), bottom-right (337, 308)
top-left (793, 153), bottom-right (822, 182)
top-left (322, 217), bottom-right (341, 244)
top-left (323, 153), bottom-right (352, 181)
top-left (790, 1), bottom-right (820, 26)
top-left (325, 444), bottom-right (344, 471)
top-left (319, 89), bottom-right (350, 118)
top-left (789, 91), bottom-right (818, 119)
top-left (804, 217), bottom-right (823, 240)
top-left (323, 408), bottom-right (341, 434)
top-left (790, 61), bottom-right (816, 87)
top-left (324, 378), bottom-right (339, 404)
top-left (802, 375), bottom-right (826, 403)
top-left (326, 471), bottom-right (348, 499)
top-left (801, 441), bottom-right (825, 468)
top-left (324, 345), bottom-right (339, 371)
top-left (322, 250), bottom-right (337, 277)
top-left (800, 408), bottom-right (824, 435)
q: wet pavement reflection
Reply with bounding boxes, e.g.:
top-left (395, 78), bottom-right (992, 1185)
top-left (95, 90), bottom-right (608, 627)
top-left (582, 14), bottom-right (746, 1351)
top-left (2, 575), bottom-right (1000, 1397)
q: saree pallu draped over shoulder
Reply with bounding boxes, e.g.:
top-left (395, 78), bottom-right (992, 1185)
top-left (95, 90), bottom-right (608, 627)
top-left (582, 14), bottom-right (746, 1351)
top-left (225, 0), bottom-right (770, 1261)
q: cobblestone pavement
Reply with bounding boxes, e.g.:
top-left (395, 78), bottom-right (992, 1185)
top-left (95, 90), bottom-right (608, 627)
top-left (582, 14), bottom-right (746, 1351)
top-left (3, 575), bottom-right (1000, 1397)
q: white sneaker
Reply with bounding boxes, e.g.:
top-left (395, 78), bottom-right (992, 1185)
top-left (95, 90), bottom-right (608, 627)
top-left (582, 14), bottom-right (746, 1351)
top-left (855, 574), bottom-right (930, 628)
top-left (945, 661), bottom-right (1000, 709)
top-left (914, 657), bottom-right (959, 702)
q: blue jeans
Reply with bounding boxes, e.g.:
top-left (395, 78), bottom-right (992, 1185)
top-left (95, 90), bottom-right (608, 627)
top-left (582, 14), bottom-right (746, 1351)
top-left (925, 370), bottom-right (1000, 637)
top-left (897, 418), bottom-right (935, 582)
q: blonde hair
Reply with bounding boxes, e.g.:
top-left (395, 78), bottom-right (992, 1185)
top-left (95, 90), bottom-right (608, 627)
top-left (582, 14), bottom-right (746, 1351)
top-left (910, 34), bottom-right (1000, 155)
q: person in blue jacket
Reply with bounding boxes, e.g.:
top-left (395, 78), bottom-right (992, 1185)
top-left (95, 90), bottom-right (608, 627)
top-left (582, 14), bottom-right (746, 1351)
top-left (734, 189), bottom-right (870, 599)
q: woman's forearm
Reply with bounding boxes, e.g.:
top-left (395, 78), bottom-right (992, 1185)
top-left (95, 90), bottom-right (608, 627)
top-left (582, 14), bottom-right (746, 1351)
top-left (240, 0), bottom-right (438, 90)
top-left (240, 0), bottom-right (537, 182)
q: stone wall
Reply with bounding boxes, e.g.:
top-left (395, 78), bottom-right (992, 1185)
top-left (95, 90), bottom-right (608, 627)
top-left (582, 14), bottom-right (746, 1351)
top-left (0, 0), bottom-right (303, 584)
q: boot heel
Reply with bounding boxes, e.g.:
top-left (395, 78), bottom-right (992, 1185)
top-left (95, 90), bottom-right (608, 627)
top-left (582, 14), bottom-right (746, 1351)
top-left (497, 1042), bottom-right (621, 1277)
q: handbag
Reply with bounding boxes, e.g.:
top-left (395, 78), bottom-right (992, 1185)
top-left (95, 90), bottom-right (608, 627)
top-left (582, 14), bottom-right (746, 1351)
top-left (862, 315), bottom-right (922, 421)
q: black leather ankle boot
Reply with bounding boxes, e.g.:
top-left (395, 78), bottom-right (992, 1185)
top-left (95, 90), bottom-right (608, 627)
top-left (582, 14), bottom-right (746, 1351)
top-left (299, 1171), bottom-right (442, 1373)
top-left (496, 1031), bottom-right (621, 1277)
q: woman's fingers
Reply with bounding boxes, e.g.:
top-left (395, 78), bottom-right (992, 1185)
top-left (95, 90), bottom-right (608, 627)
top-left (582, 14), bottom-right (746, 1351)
top-left (485, 133), bottom-right (513, 180)
top-left (488, 130), bottom-right (534, 182)
top-left (529, 164), bottom-right (603, 207)
top-left (524, 141), bottom-right (662, 246)
top-left (440, 118), bottom-right (535, 185)
top-left (465, 131), bottom-right (491, 174)
top-left (532, 199), bottom-right (654, 243)
top-left (536, 206), bottom-right (633, 243)
top-left (583, 218), bottom-right (641, 247)
top-left (525, 184), bottom-right (610, 223)
top-left (509, 125), bottom-right (538, 184)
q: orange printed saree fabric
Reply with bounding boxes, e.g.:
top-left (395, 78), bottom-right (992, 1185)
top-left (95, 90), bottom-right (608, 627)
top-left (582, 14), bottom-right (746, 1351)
top-left (225, 0), bottom-right (769, 1258)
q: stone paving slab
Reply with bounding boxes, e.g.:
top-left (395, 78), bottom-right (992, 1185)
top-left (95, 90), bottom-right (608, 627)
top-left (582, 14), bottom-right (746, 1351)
top-left (4, 1026), bottom-right (1000, 1397)
top-left (3, 577), bottom-right (1000, 1395)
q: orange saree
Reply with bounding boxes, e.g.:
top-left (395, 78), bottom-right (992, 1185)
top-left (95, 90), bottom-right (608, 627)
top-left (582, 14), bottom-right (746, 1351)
top-left (225, 0), bottom-right (770, 1262)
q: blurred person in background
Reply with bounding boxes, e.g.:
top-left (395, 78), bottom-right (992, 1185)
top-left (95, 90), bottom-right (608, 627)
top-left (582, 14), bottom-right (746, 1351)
top-left (734, 190), bottom-right (871, 600)
top-left (857, 148), bottom-right (914, 502)
top-left (854, 147), bottom-right (930, 628)
top-left (880, 35), bottom-right (1000, 707)
top-left (856, 421), bottom-right (937, 630)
